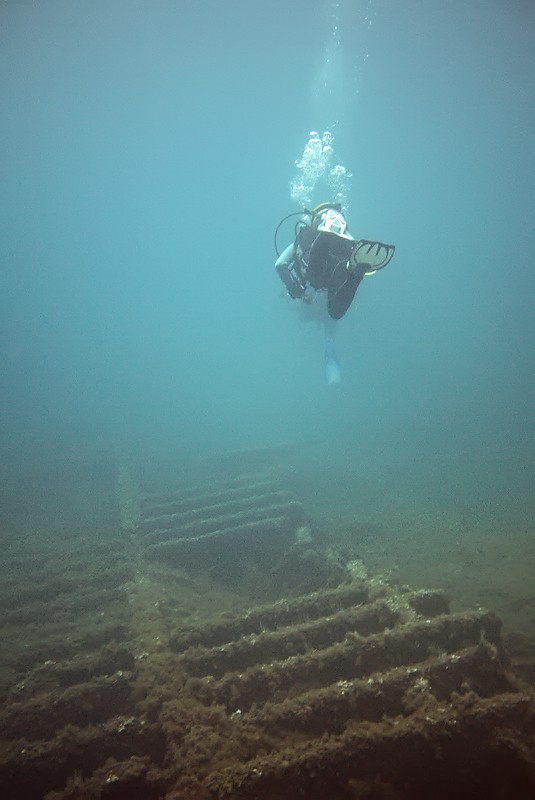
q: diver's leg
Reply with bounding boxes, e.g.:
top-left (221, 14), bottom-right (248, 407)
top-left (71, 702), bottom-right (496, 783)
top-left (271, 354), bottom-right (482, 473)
top-left (327, 273), bottom-right (362, 319)
top-left (322, 307), bottom-right (341, 384)
top-left (323, 313), bottom-right (336, 339)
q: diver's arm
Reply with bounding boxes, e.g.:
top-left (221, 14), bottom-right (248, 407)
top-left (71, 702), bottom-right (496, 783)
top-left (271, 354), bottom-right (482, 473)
top-left (275, 243), bottom-right (305, 299)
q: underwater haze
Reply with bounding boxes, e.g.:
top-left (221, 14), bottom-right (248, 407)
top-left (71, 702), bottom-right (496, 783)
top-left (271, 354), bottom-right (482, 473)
top-left (1, 0), bottom-right (534, 513)
top-left (1, 2), bottom-right (535, 796)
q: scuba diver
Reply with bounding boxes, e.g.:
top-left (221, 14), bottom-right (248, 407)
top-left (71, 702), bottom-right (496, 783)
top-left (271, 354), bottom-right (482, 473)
top-left (274, 202), bottom-right (396, 383)
top-left (275, 202), bottom-right (395, 320)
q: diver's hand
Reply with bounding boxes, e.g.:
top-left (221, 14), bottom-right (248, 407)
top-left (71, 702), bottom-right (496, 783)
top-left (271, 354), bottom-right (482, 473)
top-left (302, 287), bottom-right (315, 304)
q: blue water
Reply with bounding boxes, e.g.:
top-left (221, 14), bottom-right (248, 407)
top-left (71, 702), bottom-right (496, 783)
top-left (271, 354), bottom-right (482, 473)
top-left (0, 5), bottom-right (534, 796)
top-left (1, 0), bottom-right (533, 513)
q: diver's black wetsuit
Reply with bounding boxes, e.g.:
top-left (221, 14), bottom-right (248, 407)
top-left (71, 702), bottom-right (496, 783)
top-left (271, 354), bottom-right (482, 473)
top-left (307, 231), bottom-right (365, 319)
top-left (275, 226), bottom-right (365, 319)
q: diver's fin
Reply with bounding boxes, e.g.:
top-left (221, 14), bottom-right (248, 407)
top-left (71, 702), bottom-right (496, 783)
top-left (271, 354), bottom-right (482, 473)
top-left (349, 239), bottom-right (395, 275)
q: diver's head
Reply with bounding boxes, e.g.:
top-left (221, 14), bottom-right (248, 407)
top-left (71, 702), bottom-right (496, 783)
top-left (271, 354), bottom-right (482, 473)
top-left (311, 202), bottom-right (348, 236)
